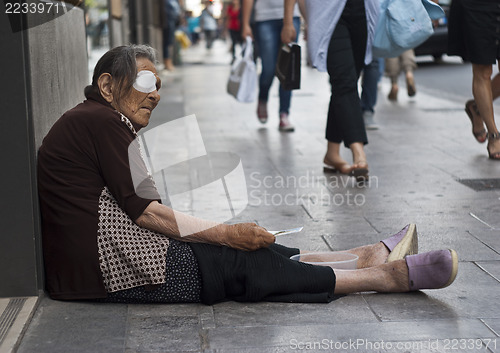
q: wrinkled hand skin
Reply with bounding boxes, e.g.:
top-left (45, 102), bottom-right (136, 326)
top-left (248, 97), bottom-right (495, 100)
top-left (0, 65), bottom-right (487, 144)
top-left (223, 223), bottom-right (275, 251)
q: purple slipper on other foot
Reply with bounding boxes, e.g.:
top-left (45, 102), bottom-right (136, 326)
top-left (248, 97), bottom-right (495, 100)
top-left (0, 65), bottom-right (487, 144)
top-left (406, 249), bottom-right (458, 291)
top-left (382, 224), bottom-right (418, 262)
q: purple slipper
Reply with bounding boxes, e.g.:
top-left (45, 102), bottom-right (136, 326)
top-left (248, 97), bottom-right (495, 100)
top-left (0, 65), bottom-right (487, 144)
top-left (406, 249), bottom-right (459, 291)
top-left (382, 224), bottom-right (418, 262)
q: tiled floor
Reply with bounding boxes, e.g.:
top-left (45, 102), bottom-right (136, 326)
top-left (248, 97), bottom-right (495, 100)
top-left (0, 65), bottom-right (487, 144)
top-left (14, 41), bottom-right (500, 352)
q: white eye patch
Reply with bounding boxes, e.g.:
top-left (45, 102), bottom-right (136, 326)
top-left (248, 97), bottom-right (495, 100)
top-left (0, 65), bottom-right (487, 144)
top-left (133, 70), bottom-right (157, 93)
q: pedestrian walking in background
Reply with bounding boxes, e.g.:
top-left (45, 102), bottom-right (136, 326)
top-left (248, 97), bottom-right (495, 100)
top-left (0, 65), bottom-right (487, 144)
top-left (361, 58), bottom-right (384, 130)
top-left (200, 0), bottom-right (218, 50)
top-left (448, 0), bottom-right (500, 160)
top-left (185, 10), bottom-right (200, 45)
top-left (241, 0), bottom-right (303, 132)
top-left (282, 0), bottom-right (379, 180)
top-left (224, 0), bottom-right (242, 63)
top-left (385, 49), bottom-right (417, 101)
top-left (162, 0), bottom-right (182, 72)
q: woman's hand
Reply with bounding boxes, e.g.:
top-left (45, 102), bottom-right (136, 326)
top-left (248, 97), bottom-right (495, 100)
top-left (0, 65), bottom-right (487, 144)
top-left (222, 223), bottom-right (275, 251)
top-left (240, 0), bottom-right (254, 40)
top-left (136, 201), bottom-right (274, 251)
top-left (281, 23), bottom-right (297, 45)
top-left (241, 24), bottom-right (253, 40)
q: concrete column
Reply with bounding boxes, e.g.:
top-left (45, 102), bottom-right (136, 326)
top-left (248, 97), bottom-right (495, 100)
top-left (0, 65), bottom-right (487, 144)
top-left (149, 0), bottom-right (163, 62)
top-left (108, 0), bottom-right (126, 47)
top-left (133, 0), bottom-right (145, 43)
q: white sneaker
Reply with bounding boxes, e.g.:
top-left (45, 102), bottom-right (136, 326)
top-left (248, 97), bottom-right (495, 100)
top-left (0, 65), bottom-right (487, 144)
top-left (279, 113), bottom-right (295, 132)
top-left (257, 101), bottom-right (268, 124)
top-left (363, 111), bottom-right (379, 130)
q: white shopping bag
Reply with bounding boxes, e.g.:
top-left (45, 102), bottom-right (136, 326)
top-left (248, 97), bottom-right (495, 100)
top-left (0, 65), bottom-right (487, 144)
top-left (227, 36), bottom-right (257, 103)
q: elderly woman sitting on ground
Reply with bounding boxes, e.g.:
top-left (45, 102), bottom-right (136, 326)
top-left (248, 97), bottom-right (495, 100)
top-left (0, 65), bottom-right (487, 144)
top-left (37, 45), bottom-right (458, 304)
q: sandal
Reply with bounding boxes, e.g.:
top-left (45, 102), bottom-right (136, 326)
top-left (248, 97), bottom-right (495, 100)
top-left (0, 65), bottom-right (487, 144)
top-left (323, 157), bottom-right (354, 175)
top-left (465, 100), bottom-right (487, 143)
top-left (352, 160), bottom-right (369, 182)
top-left (257, 100), bottom-right (268, 124)
top-left (382, 224), bottom-right (418, 262)
top-left (388, 86), bottom-right (398, 101)
top-left (487, 132), bottom-right (500, 160)
top-left (406, 76), bottom-right (416, 97)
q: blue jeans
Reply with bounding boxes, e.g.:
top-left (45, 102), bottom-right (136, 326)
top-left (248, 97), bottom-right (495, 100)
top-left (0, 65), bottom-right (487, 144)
top-left (360, 58), bottom-right (384, 113)
top-left (162, 17), bottom-right (177, 59)
top-left (254, 17), bottom-right (300, 114)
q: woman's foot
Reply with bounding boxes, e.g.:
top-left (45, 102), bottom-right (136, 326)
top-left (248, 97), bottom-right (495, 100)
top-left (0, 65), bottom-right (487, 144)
top-left (406, 72), bottom-right (416, 97)
top-left (350, 142), bottom-right (369, 181)
top-left (383, 224), bottom-right (418, 262)
top-left (323, 156), bottom-right (355, 175)
top-left (164, 58), bottom-right (175, 72)
top-left (378, 260), bottom-right (410, 292)
top-left (333, 260), bottom-right (409, 294)
top-left (279, 112), bottom-right (295, 132)
top-left (352, 159), bottom-right (368, 173)
top-left (333, 249), bottom-right (458, 294)
top-left (465, 100), bottom-right (487, 143)
top-left (487, 132), bottom-right (500, 160)
top-left (350, 143), bottom-right (368, 171)
top-left (347, 242), bottom-right (390, 269)
top-left (406, 250), bottom-right (458, 291)
top-left (388, 84), bottom-right (398, 101)
top-left (352, 161), bottom-right (369, 182)
top-left (375, 250), bottom-right (458, 293)
top-left (257, 100), bottom-right (268, 124)
top-left (348, 225), bottom-right (417, 269)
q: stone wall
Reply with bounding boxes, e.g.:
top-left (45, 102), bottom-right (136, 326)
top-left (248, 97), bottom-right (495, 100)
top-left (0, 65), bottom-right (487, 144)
top-left (0, 1), bottom-right (87, 297)
top-left (27, 4), bottom-right (88, 148)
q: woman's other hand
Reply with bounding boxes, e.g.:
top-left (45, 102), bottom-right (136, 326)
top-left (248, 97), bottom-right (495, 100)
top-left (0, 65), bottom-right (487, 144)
top-left (241, 24), bottom-right (253, 40)
top-left (281, 23), bottom-right (297, 44)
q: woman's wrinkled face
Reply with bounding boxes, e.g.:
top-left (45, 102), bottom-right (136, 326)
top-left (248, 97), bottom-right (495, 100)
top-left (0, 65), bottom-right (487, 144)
top-left (115, 57), bottom-right (161, 128)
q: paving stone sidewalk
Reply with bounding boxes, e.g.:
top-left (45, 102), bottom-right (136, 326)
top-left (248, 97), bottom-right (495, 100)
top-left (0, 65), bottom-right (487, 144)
top-left (16, 41), bottom-right (500, 353)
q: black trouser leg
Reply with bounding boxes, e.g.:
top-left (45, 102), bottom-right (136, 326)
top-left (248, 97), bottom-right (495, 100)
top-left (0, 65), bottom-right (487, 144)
top-left (326, 0), bottom-right (368, 147)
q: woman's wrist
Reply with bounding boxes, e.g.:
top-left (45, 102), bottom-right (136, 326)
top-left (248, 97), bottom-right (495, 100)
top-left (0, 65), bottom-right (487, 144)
top-left (214, 223), bottom-right (233, 246)
top-left (283, 18), bottom-right (294, 27)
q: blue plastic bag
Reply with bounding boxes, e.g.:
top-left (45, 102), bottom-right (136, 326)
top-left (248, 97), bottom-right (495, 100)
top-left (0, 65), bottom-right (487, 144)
top-left (373, 0), bottom-right (445, 58)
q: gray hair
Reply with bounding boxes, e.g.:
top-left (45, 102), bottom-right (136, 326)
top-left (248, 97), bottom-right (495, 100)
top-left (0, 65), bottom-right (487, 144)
top-left (85, 44), bottom-right (158, 101)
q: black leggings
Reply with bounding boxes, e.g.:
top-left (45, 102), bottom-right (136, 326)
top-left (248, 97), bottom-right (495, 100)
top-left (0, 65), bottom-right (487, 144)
top-left (97, 242), bottom-right (336, 305)
top-left (229, 29), bottom-right (242, 58)
top-left (190, 243), bottom-right (337, 305)
top-left (326, 0), bottom-right (368, 147)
